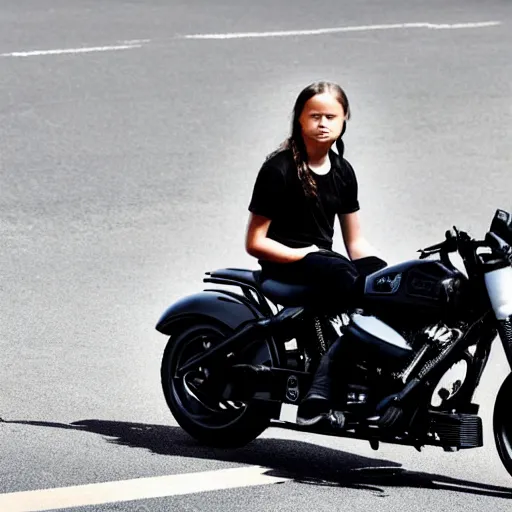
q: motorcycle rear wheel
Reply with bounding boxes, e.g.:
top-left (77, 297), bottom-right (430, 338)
top-left (161, 320), bottom-right (273, 448)
top-left (493, 372), bottom-right (512, 478)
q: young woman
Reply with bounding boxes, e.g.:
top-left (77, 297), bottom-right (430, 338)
top-left (245, 81), bottom-right (387, 425)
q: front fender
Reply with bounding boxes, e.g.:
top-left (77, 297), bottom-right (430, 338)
top-left (155, 290), bottom-right (263, 335)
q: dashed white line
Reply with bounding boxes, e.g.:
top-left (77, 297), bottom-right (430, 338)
top-left (0, 465), bottom-right (289, 512)
top-left (0, 20), bottom-right (502, 58)
top-left (0, 44), bottom-right (144, 58)
top-left (119, 39), bottom-right (151, 44)
top-left (181, 21), bottom-right (502, 39)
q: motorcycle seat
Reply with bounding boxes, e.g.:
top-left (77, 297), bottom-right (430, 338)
top-left (258, 275), bottom-right (311, 307)
top-left (205, 267), bottom-right (312, 307)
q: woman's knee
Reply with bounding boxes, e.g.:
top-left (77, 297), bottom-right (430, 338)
top-left (352, 256), bottom-right (388, 277)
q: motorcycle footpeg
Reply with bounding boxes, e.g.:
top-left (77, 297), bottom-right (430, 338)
top-left (328, 410), bottom-right (346, 429)
top-left (296, 409), bottom-right (345, 429)
top-left (296, 412), bottom-right (330, 427)
top-left (367, 405), bottom-right (403, 429)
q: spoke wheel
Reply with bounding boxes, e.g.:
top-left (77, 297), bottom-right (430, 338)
top-left (494, 373), bottom-right (512, 478)
top-left (171, 326), bottom-right (247, 428)
top-left (161, 321), bottom-right (273, 447)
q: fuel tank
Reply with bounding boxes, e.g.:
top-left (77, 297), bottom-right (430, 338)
top-left (362, 259), bottom-right (467, 325)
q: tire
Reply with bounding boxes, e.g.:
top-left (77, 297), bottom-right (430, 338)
top-left (161, 320), bottom-right (274, 448)
top-left (493, 372), bottom-right (512, 478)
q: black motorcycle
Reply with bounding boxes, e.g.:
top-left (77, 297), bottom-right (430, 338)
top-left (156, 209), bottom-right (512, 478)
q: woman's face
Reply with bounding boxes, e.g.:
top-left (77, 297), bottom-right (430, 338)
top-left (298, 92), bottom-right (346, 146)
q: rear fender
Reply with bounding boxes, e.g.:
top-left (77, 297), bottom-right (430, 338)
top-left (155, 290), bottom-right (263, 334)
top-left (156, 290), bottom-right (281, 366)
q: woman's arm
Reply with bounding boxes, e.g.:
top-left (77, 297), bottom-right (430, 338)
top-left (339, 211), bottom-right (382, 260)
top-left (245, 213), bottom-right (318, 263)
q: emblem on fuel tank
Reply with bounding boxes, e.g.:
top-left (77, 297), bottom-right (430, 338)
top-left (374, 273), bottom-right (402, 293)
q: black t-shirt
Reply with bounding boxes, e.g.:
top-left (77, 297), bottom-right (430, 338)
top-left (248, 147), bottom-right (360, 251)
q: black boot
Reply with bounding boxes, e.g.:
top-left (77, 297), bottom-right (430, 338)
top-left (297, 337), bottom-right (344, 426)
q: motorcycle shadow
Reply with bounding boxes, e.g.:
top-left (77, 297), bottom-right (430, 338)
top-left (3, 418), bottom-right (512, 499)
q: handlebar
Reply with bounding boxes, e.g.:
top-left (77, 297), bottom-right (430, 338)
top-left (417, 219), bottom-right (512, 275)
top-left (418, 229), bottom-right (459, 258)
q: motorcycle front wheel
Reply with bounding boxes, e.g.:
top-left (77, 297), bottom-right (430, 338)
top-left (161, 320), bottom-right (274, 448)
top-left (493, 372), bottom-right (512, 478)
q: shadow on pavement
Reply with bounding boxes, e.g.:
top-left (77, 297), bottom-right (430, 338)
top-left (2, 417), bottom-right (511, 498)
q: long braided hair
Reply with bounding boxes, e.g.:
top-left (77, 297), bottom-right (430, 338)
top-left (269, 81), bottom-right (351, 199)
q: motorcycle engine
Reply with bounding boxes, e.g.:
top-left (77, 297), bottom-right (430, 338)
top-left (322, 315), bottom-right (468, 411)
top-left (395, 322), bottom-right (464, 388)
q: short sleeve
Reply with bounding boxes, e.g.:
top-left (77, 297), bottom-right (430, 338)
top-left (248, 163), bottom-right (285, 220)
top-left (337, 159), bottom-right (360, 214)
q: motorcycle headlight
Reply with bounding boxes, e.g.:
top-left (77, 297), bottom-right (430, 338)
top-left (490, 209), bottom-right (512, 246)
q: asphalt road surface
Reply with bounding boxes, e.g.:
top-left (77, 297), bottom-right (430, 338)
top-left (1, 0), bottom-right (512, 510)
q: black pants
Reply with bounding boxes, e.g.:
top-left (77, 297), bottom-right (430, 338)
top-left (260, 250), bottom-right (387, 312)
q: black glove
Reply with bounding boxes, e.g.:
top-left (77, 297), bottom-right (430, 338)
top-left (352, 256), bottom-right (387, 278)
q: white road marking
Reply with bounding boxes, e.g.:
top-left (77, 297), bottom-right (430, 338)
top-left (0, 20), bottom-right (502, 58)
top-left (120, 39), bottom-right (151, 44)
top-left (182, 21), bottom-right (502, 39)
top-left (0, 465), bottom-right (289, 512)
top-left (0, 44), bottom-right (144, 58)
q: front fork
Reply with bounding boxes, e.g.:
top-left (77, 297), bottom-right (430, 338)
top-left (484, 265), bottom-right (512, 369)
top-left (497, 317), bottom-right (512, 370)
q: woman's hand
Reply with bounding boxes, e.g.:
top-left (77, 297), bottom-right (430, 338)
top-left (297, 244), bottom-right (321, 258)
